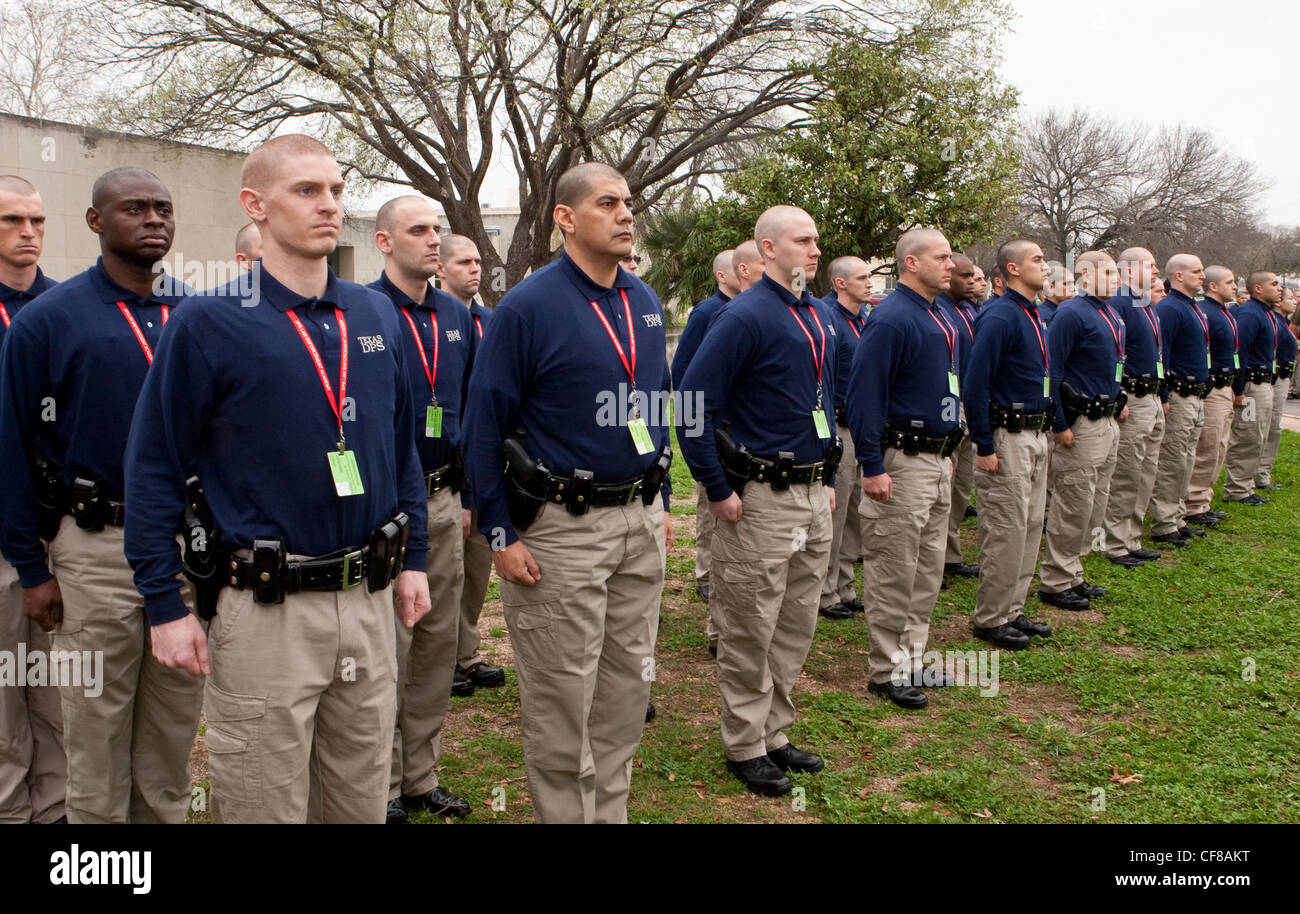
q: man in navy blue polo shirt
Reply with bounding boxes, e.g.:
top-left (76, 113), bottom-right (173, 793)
top-left (1224, 272), bottom-right (1284, 504)
top-left (1148, 254), bottom-right (1209, 545)
top-left (1099, 247), bottom-right (1166, 567)
top-left (123, 136), bottom-right (431, 824)
top-left (0, 167), bottom-right (202, 824)
top-left (680, 205), bottom-right (835, 796)
top-left (672, 249), bottom-right (738, 623)
top-left (1039, 263), bottom-right (1074, 327)
top-left (1039, 251), bottom-right (1127, 610)
top-left (1185, 266), bottom-right (1242, 525)
top-left (817, 255), bottom-right (869, 622)
top-left (936, 253), bottom-right (981, 583)
top-left (369, 196), bottom-right (477, 824)
top-left (437, 233), bottom-right (507, 691)
top-left (1257, 291), bottom-right (1297, 489)
top-left (961, 239), bottom-right (1054, 649)
top-left (462, 162), bottom-right (671, 824)
top-left (0, 174), bottom-right (63, 826)
top-left (847, 227), bottom-right (960, 710)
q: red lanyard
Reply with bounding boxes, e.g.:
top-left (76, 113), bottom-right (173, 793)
top-left (927, 307), bottom-right (956, 367)
top-left (1020, 305), bottom-right (1048, 371)
top-left (848, 320), bottom-right (862, 339)
top-left (286, 307), bottom-right (349, 446)
top-left (1139, 303), bottom-right (1161, 351)
top-left (589, 289), bottom-right (637, 386)
top-left (1221, 307), bottom-right (1238, 348)
top-left (473, 315), bottom-right (483, 338)
top-left (953, 304), bottom-right (974, 339)
top-left (400, 307), bottom-right (439, 402)
top-left (788, 304), bottom-right (827, 383)
top-left (1183, 299), bottom-right (1210, 351)
top-left (0, 304), bottom-right (9, 329)
top-left (1096, 305), bottom-right (1123, 359)
top-left (116, 300), bottom-right (169, 364)
top-left (1267, 310), bottom-right (1279, 350)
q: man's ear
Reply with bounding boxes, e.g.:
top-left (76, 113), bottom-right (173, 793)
top-left (85, 206), bottom-right (102, 236)
top-left (553, 203), bottom-right (576, 236)
top-left (239, 187), bottom-right (266, 224)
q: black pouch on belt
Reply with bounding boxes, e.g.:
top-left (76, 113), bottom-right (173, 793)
top-left (70, 477), bottom-right (103, 531)
top-left (251, 538), bottom-right (286, 605)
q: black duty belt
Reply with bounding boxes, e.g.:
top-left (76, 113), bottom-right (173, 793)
top-left (69, 478), bottom-right (125, 530)
top-left (1168, 377), bottom-right (1212, 399)
top-left (424, 462), bottom-right (461, 497)
top-left (536, 472), bottom-right (648, 509)
top-left (883, 424), bottom-right (966, 458)
top-left (989, 404), bottom-right (1052, 433)
top-left (1244, 366), bottom-right (1275, 385)
top-left (1279, 363), bottom-right (1295, 380)
top-left (731, 454), bottom-right (830, 486)
top-left (1121, 375), bottom-right (1162, 398)
top-left (230, 548), bottom-right (370, 593)
top-left (1210, 369), bottom-right (1236, 390)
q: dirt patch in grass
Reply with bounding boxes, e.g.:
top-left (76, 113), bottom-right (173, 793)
top-left (999, 680), bottom-right (1093, 736)
top-left (1101, 643), bottom-right (1142, 658)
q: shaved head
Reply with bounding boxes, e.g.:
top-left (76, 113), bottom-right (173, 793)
top-left (754, 205), bottom-right (811, 255)
top-left (950, 253), bottom-right (973, 272)
top-left (1205, 265), bottom-right (1233, 287)
top-left (555, 161), bottom-right (625, 208)
top-left (0, 175), bottom-right (37, 197)
top-left (241, 134), bottom-right (334, 193)
top-left (1164, 253), bottom-right (1199, 278)
top-left (995, 239), bottom-right (1037, 276)
top-left (895, 228), bottom-right (947, 267)
top-left (376, 194), bottom-right (439, 234)
top-left (235, 222), bottom-right (260, 257)
top-left (1248, 271), bottom-right (1277, 294)
top-left (829, 255), bottom-right (869, 284)
top-left (1076, 251), bottom-right (1119, 298)
top-left (732, 240), bottom-right (759, 274)
top-left (440, 233), bottom-right (476, 263)
top-left (91, 166), bottom-right (162, 209)
top-left (713, 250), bottom-right (735, 276)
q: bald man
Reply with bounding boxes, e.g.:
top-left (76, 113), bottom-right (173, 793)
top-left (1039, 263), bottom-right (1075, 327)
top-left (935, 253), bottom-right (980, 583)
top-left (732, 240), bottom-right (764, 293)
top-left (1256, 285), bottom-right (1297, 490)
top-left (0, 174), bottom-right (64, 824)
top-left (848, 228), bottom-right (961, 709)
top-left (1223, 272), bottom-right (1284, 505)
top-left (672, 249), bottom-right (740, 636)
top-left (1184, 266), bottom-right (1242, 525)
top-left (970, 265), bottom-right (988, 310)
top-left (234, 221), bottom-right (262, 271)
top-left (1098, 248), bottom-right (1166, 567)
top-left (1148, 254), bottom-right (1210, 546)
top-left (989, 264), bottom-right (1006, 299)
top-left (366, 196), bottom-right (478, 822)
top-left (680, 205), bottom-right (836, 795)
top-left (125, 136), bottom-right (432, 823)
top-left (817, 255), bottom-right (870, 620)
top-left (1039, 251), bottom-right (1126, 610)
top-left (0, 168), bottom-right (203, 823)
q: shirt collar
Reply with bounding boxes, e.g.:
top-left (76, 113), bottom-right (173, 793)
top-left (757, 273), bottom-right (812, 308)
top-left (1079, 294), bottom-right (1108, 309)
top-left (717, 288), bottom-right (731, 303)
top-left (88, 257), bottom-right (181, 307)
top-left (256, 262), bottom-right (346, 312)
top-left (377, 271), bottom-right (436, 311)
top-left (895, 282), bottom-right (935, 310)
top-left (1004, 287), bottom-right (1035, 311)
top-left (0, 267), bottom-right (47, 304)
top-left (1166, 288), bottom-right (1194, 305)
top-left (559, 249), bottom-right (633, 302)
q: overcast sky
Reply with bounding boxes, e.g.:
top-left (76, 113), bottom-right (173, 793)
top-left (1001, 0), bottom-right (1297, 225)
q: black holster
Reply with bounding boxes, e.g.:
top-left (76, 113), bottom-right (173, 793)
top-left (32, 455), bottom-right (66, 542)
top-left (823, 437), bottom-right (844, 484)
top-left (503, 435), bottom-right (547, 533)
top-left (181, 477), bottom-right (225, 621)
top-left (367, 512), bottom-right (410, 593)
top-left (641, 443), bottom-right (673, 507)
top-left (714, 426), bottom-right (752, 497)
top-left (1059, 381), bottom-right (1084, 427)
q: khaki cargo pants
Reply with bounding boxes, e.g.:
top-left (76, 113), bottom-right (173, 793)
top-left (1186, 386), bottom-right (1234, 515)
top-left (972, 428), bottom-right (1050, 629)
top-left (945, 424), bottom-right (976, 566)
top-left (860, 450), bottom-right (950, 685)
top-left (821, 425), bottom-right (862, 608)
top-left (501, 500), bottom-right (665, 824)
top-left (1102, 392), bottom-right (1164, 557)
top-left (459, 506), bottom-right (494, 669)
top-left (47, 515), bottom-right (204, 823)
top-left (1257, 376), bottom-right (1289, 486)
top-left (1040, 416), bottom-right (1118, 592)
top-left (1223, 380), bottom-right (1274, 499)
top-left (712, 480), bottom-right (830, 760)
top-left (1148, 392), bottom-right (1204, 536)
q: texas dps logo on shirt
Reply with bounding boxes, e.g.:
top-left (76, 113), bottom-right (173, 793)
top-left (356, 334), bottom-right (385, 353)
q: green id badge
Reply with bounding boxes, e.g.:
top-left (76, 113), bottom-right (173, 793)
top-left (812, 409), bottom-right (831, 439)
top-left (948, 371), bottom-right (960, 396)
top-left (1207, 353), bottom-right (1212, 369)
top-left (1233, 354), bottom-right (1240, 369)
top-left (327, 449), bottom-right (365, 497)
top-left (1156, 361), bottom-right (1165, 379)
top-left (1273, 360), bottom-right (1279, 373)
top-left (628, 416), bottom-right (655, 455)
top-left (1115, 362), bottom-right (1123, 382)
top-left (1042, 375), bottom-right (1050, 397)
top-left (425, 405), bottom-right (443, 439)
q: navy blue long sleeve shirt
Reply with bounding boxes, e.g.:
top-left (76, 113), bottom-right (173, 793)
top-left (369, 274), bottom-right (475, 473)
top-left (469, 298), bottom-right (492, 339)
top-left (825, 296), bottom-right (865, 416)
top-left (1200, 297), bottom-right (1240, 374)
top-left (679, 274), bottom-right (838, 501)
top-left (123, 264), bottom-right (429, 625)
top-left (846, 282), bottom-right (961, 476)
top-left (1038, 299), bottom-right (1059, 327)
top-left (961, 289), bottom-right (1052, 456)
top-left (462, 251), bottom-right (671, 546)
top-left (1157, 289), bottom-right (1211, 385)
top-left (670, 288), bottom-right (730, 390)
top-left (1233, 298), bottom-right (1279, 394)
top-left (1108, 285), bottom-right (1163, 378)
top-left (0, 268), bottom-right (57, 345)
top-left (0, 260), bottom-right (193, 588)
top-left (1274, 310), bottom-right (1297, 368)
top-left (1047, 295), bottom-right (1126, 432)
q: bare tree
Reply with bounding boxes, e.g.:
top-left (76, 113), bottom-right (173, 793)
top-left (1017, 108), bottom-right (1269, 263)
top-left (0, 0), bottom-right (101, 120)
top-left (95, 0), bottom-right (996, 301)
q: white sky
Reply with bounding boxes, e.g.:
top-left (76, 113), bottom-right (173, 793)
top-left (1001, 0), bottom-right (1298, 225)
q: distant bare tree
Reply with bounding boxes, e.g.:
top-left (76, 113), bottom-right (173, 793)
top-left (0, 1), bottom-right (100, 120)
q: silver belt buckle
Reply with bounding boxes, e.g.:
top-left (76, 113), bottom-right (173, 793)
top-left (341, 549), bottom-right (365, 589)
